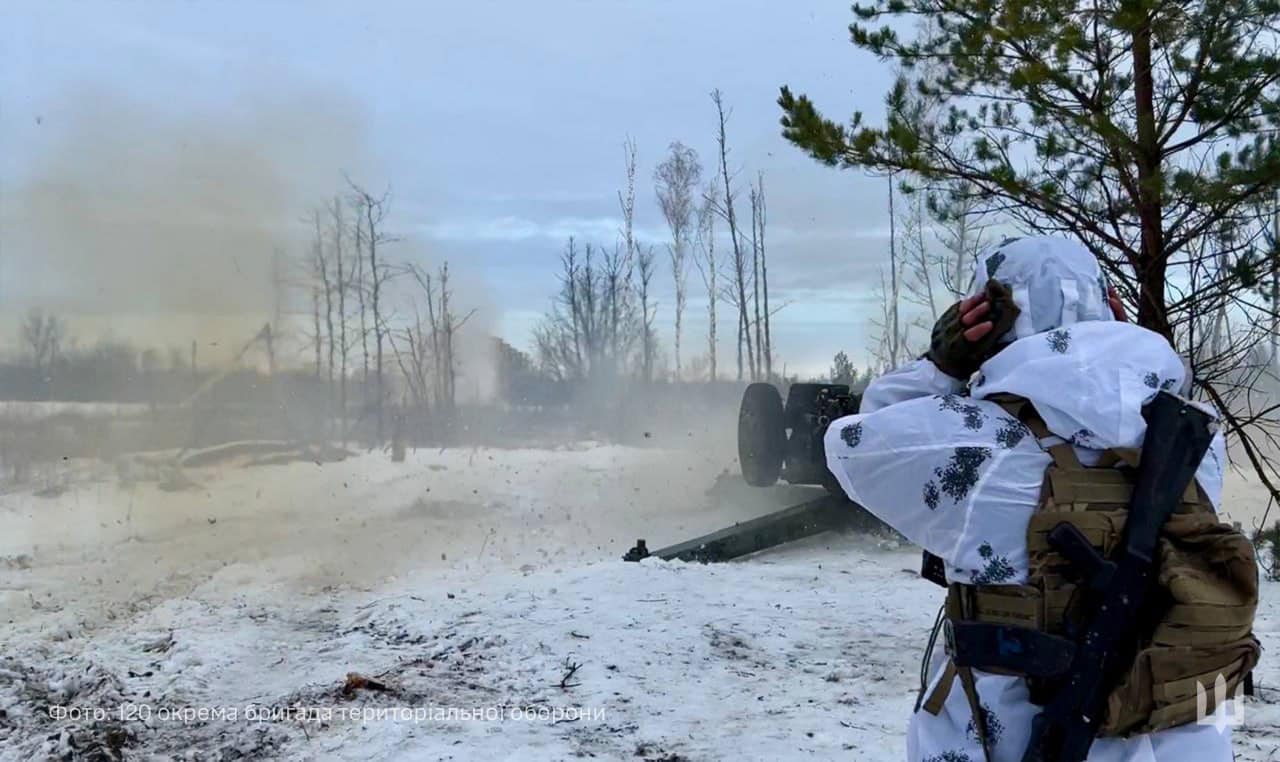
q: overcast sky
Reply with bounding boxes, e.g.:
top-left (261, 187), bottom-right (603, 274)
top-left (1, 0), bottom-right (912, 376)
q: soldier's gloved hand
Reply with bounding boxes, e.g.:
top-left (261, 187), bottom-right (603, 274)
top-left (926, 279), bottom-right (1021, 379)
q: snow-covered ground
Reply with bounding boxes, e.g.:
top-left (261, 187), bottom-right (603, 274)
top-left (1, 443), bottom-right (1278, 761)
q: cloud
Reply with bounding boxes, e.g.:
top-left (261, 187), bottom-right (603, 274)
top-left (417, 216), bottom-right (663, 244)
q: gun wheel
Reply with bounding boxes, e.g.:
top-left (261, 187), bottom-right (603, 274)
top-left (738, 382), bottom-right (785, 487)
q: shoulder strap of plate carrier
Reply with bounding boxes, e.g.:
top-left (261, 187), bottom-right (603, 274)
top-left (920, 393), bottom-right (1259, 756)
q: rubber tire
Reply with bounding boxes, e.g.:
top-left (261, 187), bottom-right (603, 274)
top-left (738, 382), bottom-right (786, 487)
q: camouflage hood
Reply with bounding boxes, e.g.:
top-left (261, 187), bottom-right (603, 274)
top-left (969, 236), bottom-right (1115, 342)
top-left (970, 320), bottom-right (1189, 453)
top-left (967, 235), bottom-right (1194, 452)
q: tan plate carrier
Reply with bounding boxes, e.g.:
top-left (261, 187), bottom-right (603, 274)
top-left (920, 395), bottom-right (1259, 757)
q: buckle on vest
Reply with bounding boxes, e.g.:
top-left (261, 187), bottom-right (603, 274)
top-left (943, 618), bottom-right (957, 657)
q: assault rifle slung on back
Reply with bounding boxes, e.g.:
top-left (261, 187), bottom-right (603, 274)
top-left (1020, 391), bottom-right (1217, 761)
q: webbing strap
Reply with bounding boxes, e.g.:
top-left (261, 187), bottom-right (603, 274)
top-left (1164, 604), bottom-right (1255, 628)
top-left (1147, 658), bottom-right (1248, 731)
top-left (948, 584), bottom-right (1042, 628)
top-left (1156, 658), bottom-right (1247, 704)
top-left (991, 395), bottom-right (1080, 469)
top-left (916, 603), bottom-right (947, 712)
top-left (956, 664), bottom-right (995, 761)
top-left (938, 583), bottom-right (1011, 759)
top-left (1047, 442), bottom-right (1083, 469)
top-left (991, 395), bottom-right (1147, 477)
top-left (921, 660), bottom-right (956, 715)
top-left (1048, 468), bottom-right (1133, 505)
top-left (992, 396), bottom-right (1050, 438)
top-left (1151, 605), bottom-right (1256, 645)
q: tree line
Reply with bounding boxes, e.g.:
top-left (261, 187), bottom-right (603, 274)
top-left (298, 179), bottom-right (474, 444)
top-left (534, 89), bottom-right (780, 387)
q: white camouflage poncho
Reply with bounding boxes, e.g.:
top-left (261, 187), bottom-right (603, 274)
top-left (824, 237), bottom-right (1234, 762)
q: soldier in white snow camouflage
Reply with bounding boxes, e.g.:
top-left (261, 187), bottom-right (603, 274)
top-left (824, 236), bottom-right (1253, 762)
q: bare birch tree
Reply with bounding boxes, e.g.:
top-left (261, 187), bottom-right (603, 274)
top-left (310, 285), bottom-right (322, 377)
top-left (310, 209), bottom-right (336, 398)
top-left (433, 262), bottom-right (476, 412)
top-left (654, 142), bottom-right (702, 381)
top-left (637, 243), bottom-right (657, 382)
top-left (694, 186), bottom-right (719, 381)
top-left (901, 189), bottom-right (941, 322)
top-left (753, 172), bottom-right (773, 381)
top-left (750, 185), bottom-right (762, 380)
top-left (328, 196), bottom-right (352, 439)
top-left (392, 260), bottom-right (476, 429)
top-left (611, 138), bottom-right (639, 376)
top-left (884, 173), bottom-right (904, 367)
top-left (869, 264), bottom-right (914, 372)
top-left (352, 207), bottom-right (371, 388)
top-left (347, 179), bottom-right (396, 442)
top-left (391, 268), bottom-right (433, 414)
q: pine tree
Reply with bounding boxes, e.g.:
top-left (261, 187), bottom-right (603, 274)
top-left (778, 0), bottom-right (1280, 342)
top-left (779, 0), bottom-right (1280, 518)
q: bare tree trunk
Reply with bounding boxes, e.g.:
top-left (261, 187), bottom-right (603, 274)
top-left (330, 198), bottom-right (349, 441)
top-left (445, 284), bottom-right (455, 410)
top-left (952, 218), bottom-right (970, 297)
top-left (932, 181), bottom-right (984, 299)
top-left (394, 261), bottom-right (444, 424)
top-left (354, 209), bottom-right (370, 388)
top-left (270, 248), bottom-right (285, 340)
top-left (563, 238), bottom-right (583, 376)
top-left (902, 191), bottom-right (943, 324)
top-left (750, 185), bottom-right (762, 381)
top-left (583, 244), bottom-right (601, 373)
top-left (613, 138), bottom-right (638, 377)
top-left (915, 196), bottom-right (938, 321)
top-left (263, 323), bottom-right (275, 376)
top-left (427, 262), bottom-right (476, 413)
top-left (711, 89), bottom-right (754, 381)
top-left (422, 271), bottom-right (441, 408)
top-left (757, 173), bottom-right (772, 381)
top-left (440, 263), bottom-right (455, 409)
top-left (638, 245), bottom-right (656, 382)
top-left (701, 195), bottom-right (719, 382)
top-left (888, 174), bottom-right (902, 367)
top-left (348, 180), bottom-right (396, 444)
top-left (370, 214), bottom-right (382, 441)
top-left (606, 248), bottom-right (621, 376)
top-left (674, 262), bottom-right (684, 380)
top-left (434, 264), bottom-right (451, 411)
top-left (311, 286), bottom-right (322, 377)
top-left (312, 210), bottom-right (336, 399)
top-left (654, 142), bottom-right (702, 382)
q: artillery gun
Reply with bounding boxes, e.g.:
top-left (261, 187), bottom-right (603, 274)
top-left (624, 381), bottom-right (888, 563)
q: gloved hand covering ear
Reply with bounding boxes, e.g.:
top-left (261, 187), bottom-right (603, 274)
top-left (926, 279), bottom-right (1021, 380)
